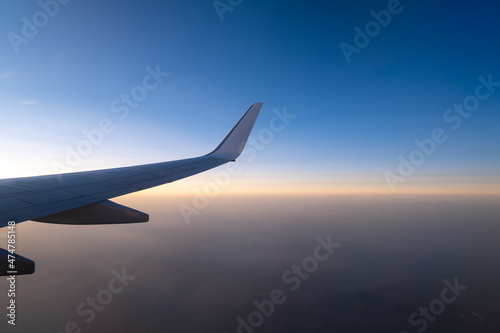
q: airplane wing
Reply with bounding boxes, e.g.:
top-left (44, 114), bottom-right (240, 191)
top-left (0, 102), bottom-right (262, 275)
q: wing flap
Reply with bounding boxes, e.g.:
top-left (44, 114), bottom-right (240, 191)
top-left (33, 200), bottom-right (149, 225)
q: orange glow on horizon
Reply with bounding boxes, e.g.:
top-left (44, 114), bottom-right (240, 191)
top-left (132, 179), bottom-right (500, 196)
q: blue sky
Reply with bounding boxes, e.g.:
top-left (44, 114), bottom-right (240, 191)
top-left (1, 0), bottom-right (499, 193)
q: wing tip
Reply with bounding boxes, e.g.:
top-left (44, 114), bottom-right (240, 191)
top-left (208, 102), bottom-right (263, 160)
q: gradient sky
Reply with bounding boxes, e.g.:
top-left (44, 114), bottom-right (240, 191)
top-left (1, 0), bottom-right (499, 194)
top-left (1, 3), bottom-right (500, 332)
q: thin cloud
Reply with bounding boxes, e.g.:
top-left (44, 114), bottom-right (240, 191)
top-left (1, 71), bottom-right (17, 79)
top-left (19, 100), bottom-right (37, 105)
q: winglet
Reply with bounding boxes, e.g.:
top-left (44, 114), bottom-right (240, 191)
top-left (208, 102), bottom-right (263, 161)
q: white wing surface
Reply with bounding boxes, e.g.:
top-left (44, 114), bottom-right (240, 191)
top-left (0, 102), bottom-right (262, 227)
